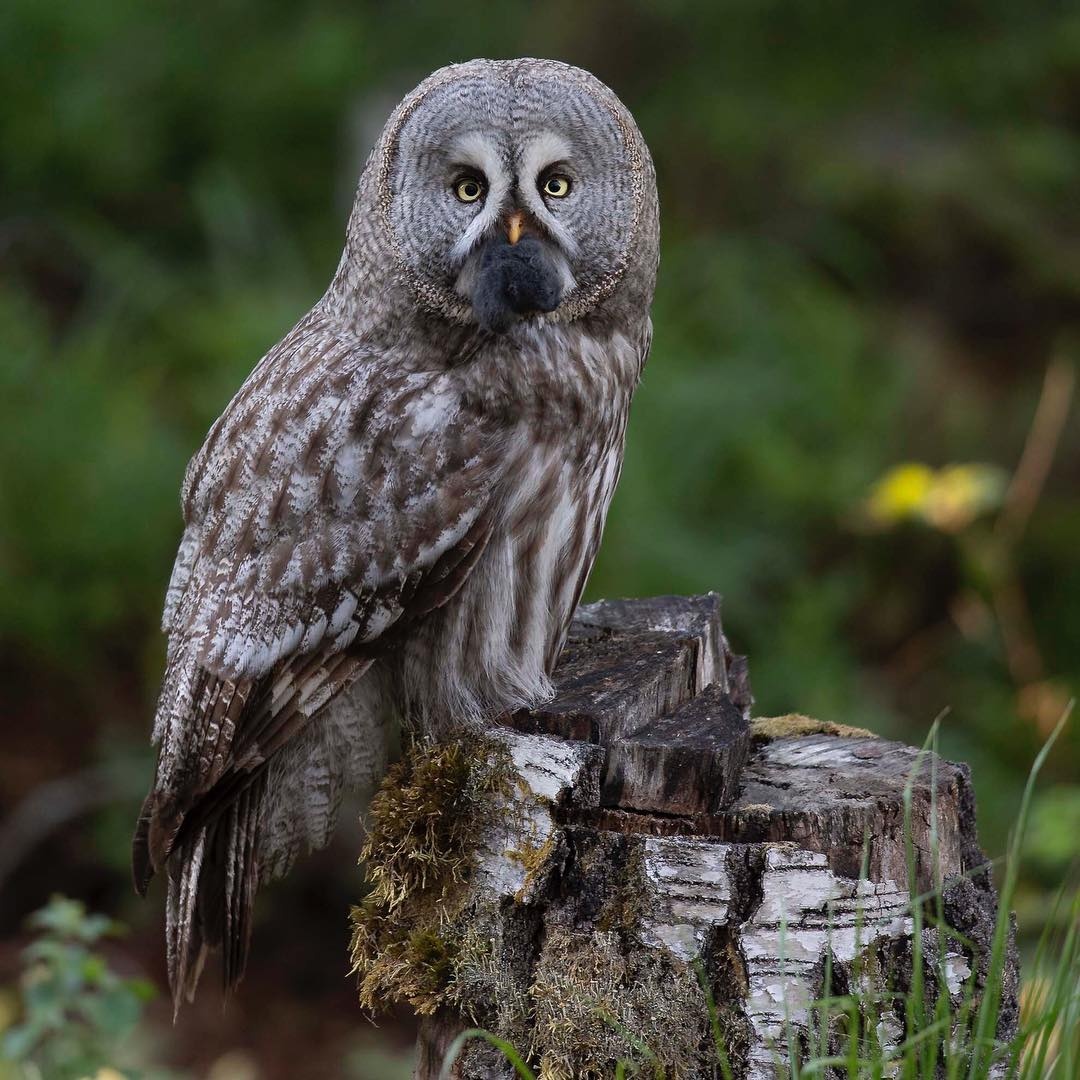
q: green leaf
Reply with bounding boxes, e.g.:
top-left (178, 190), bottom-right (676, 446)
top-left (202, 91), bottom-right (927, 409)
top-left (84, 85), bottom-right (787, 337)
top-left (81, 954), bottom-right (108, 984)
top-left (81, 986), bottom-right (142, 1039)
top-left (1, 1022), bottom-right (41, 1062)
top-left (125, 979), bottom-right (157, 1004)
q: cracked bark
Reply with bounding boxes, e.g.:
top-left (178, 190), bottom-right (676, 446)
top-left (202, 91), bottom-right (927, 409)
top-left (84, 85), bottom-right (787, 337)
top-left (389, 595), bottom-right (1016, 1079)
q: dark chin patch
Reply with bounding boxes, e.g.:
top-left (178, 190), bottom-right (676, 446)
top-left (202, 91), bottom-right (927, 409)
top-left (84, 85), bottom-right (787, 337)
top-left (470, 235), bottom-right (563, 333)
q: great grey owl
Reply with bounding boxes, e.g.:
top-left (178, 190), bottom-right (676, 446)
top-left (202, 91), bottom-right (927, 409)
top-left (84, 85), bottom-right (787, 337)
top-left (133, 57), bottom-right (659, 1006)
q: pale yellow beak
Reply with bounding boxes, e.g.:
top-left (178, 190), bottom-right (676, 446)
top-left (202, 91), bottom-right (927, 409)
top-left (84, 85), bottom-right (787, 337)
top-left (506, 211), bottom-right (525, 245)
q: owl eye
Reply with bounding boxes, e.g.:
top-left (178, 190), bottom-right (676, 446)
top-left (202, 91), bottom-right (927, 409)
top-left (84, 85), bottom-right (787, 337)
top-left (454, 177), bottom-right (485, 203)
top-left (540, 175), bottom-right (572, 199)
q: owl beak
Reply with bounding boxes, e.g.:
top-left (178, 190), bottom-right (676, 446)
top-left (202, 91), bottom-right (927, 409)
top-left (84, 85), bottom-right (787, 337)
top-left (505, 211), bottom-right (526, 246)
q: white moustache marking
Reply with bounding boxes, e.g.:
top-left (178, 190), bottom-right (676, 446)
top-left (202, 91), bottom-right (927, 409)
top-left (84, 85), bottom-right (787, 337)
top-left (448, 132), bottom-right (511, 264)
top-left (517, 131), bottom-right (579, 259)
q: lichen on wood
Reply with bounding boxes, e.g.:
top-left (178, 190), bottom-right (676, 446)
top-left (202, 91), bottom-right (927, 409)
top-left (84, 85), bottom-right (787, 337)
top-left (528, 924), bottom-right (714, 1079)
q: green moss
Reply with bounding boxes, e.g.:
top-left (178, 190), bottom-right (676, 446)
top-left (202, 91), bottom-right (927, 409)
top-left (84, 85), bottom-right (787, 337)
top-left (348, 734), bottom-right (514, 1015)
top-left (525, 841), bottom-right (719, 1076)
top-left (529, 926), bottom-right (713, 1079)
top-left (507, 833), bottom-right (555, 875)
top-left (751, 712), bottom-right (875, 741)
top-left (350, 915), bottom-right (459, 1015)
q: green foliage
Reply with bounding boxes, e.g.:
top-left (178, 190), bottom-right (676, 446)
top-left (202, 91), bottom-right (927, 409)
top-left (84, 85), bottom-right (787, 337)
top-left (0, 897), bottom-right (156, 1080)
top-left (782, 713), bottom-right (1079, 1078)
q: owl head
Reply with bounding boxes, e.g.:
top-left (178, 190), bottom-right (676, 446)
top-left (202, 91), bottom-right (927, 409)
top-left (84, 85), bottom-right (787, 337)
top-left (337, 59), bottom-right (658, 335)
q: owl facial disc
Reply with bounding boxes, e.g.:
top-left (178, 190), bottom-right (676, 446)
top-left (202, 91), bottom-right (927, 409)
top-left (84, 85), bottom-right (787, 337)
top-left (375, 59), bottom-right (652, 328)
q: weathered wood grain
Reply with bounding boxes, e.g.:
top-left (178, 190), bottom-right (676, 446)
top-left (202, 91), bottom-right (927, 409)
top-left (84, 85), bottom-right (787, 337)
top-left (601, 683), bottom-right (751, 815)
top-left (508, 593), bottom-right (752, 815)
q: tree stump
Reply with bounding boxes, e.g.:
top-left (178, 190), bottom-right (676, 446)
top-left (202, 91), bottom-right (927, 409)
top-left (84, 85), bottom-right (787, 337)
top-left (350, 595), bottom-right (1017, 1079)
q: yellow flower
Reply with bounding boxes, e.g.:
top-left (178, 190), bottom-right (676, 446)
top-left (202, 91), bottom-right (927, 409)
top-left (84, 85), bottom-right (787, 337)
top-left (864, 462), bottom-right (1007, 533)
top-left (924, 464), bottom-right (1007, 532)
top-left (865, 463), bottom-right (935, 525)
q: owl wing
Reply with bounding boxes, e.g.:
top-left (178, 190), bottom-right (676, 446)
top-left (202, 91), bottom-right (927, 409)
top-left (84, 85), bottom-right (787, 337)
top-left (134, 324), bottom-right (501, 995)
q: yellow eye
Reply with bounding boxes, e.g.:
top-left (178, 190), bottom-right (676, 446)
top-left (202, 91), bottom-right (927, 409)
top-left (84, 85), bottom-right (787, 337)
top-left (541, 175), bottom-right (571, 198)
top-left (454, 177), bottom-right (485, 203)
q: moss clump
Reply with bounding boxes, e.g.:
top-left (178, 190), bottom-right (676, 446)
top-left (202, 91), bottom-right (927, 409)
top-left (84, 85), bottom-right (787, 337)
top-left (360, 737), bottom-right (513, 907)
top-left (348, 735), bottom-right (513, 1015)
top-left (751, 713), bottom-right (875, 741)
top-left (507, 833), bottom-right (556, 877)
top-left (349, 918), bottom-right (457, 1015)
top-left (529, 926), bottom-right (713, 1079)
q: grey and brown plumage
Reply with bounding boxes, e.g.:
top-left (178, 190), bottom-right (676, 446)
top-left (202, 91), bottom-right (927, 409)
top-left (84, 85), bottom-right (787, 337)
top-left (133, 58), bottom-right (659, 1007)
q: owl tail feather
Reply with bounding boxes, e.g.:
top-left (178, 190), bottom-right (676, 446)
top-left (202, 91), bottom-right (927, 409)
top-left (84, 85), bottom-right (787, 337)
top-left (163, 776), bottom-right (264, 1014)
top-left (132, 791), bottom-right (183, 898)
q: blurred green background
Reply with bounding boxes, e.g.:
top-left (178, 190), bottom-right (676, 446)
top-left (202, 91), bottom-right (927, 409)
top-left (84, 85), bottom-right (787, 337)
top-left (1, 1), bottom-right (1078, 1076)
